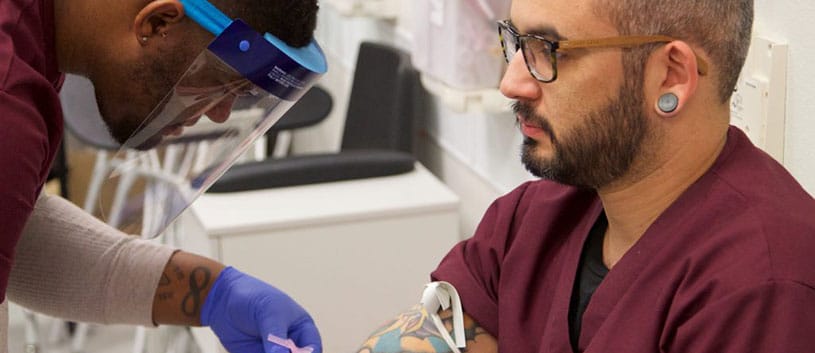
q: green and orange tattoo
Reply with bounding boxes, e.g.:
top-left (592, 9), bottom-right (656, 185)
top-left (357, 305), bottom-right (497, 353)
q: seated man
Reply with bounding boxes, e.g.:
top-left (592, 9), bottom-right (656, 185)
top-left (357, 0), bottom-right (815, 352)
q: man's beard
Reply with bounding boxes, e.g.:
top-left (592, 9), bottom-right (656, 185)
top-left (519, 80), bottom-right (650, 189)
top-left (95, 46), bottom-right (193, 149)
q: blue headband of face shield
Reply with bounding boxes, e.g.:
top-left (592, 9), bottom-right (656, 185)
top-left (179, 0), bottom-right (327, 101)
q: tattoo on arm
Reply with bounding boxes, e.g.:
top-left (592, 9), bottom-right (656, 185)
top-left (439, 311), bottom-right (493, 351)
top-left (152, 251), bottom-right (224, 326)
top-left (181, 267), bottom-right (211, 317)
top-left (439, 310), bottom-right (495, 353)
top-left (357, 305), bottom-right (497, 353)
top-left (173, 265), bottom-right (185, 281)
top-left (160, 273), bottom-right (171, 286)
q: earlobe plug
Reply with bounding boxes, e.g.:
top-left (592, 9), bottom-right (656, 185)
top-left (658, 93), bottom-right (679, 114)
top-left (141, 36), bottom-right (148, 42)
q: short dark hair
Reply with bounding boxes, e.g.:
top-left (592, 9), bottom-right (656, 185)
top-left (594, 0), bottom-right (754, 103)
top-left (211, 0), bottom-right (319, 47)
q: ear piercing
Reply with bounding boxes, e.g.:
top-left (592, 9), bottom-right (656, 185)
top-left (658, 93), bottom-right (679, 113)
top-left (141, 32), bottom-right (168, 43)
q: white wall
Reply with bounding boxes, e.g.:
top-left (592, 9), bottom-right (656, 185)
top-left (306, 0), bottom-right (815, 237)
top-left (307, 1), bottom-right (529, 237)
top-left (754, 0), bottom-right (815, 194)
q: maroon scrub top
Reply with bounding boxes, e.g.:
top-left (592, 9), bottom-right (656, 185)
top-left (433, 127), bottom-right (815, 353)
top-left (0, 0), bottom-right (64, 299)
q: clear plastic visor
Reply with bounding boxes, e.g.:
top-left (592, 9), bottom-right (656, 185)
top-left (98, 39), bottom-right (322, 239)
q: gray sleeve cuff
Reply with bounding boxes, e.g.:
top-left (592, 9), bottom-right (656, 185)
top-left (8, 193), bottom-right (176, 326)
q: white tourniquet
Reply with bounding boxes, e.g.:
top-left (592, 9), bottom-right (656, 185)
top-left (421, 281), bottom-right (466, 353)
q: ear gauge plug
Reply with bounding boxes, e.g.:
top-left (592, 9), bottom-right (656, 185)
top-left (141, 36), bottom-right (148, 42)
top-left (658, 93), bottom-right (679, 113)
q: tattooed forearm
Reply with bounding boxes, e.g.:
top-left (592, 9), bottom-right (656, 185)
top-left (160, 273), bottom-right (171, 286)
top-left (181, 267), bottom-right (211, 317)
top-left (357, 305), bottom-right (452, 353)
top-left (173, 265), bottom-right (185, 281)
top-left (151, 251), bottom-right (225, 326)
top-left (357, 306), bottom-right (497, 353)
top-left (439, 311), bottom-right (495, 351)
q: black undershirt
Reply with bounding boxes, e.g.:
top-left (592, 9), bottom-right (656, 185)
top-left (568, 213), bottom-right (609, 352)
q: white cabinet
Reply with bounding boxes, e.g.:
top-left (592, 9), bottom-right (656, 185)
top-left (182, 164), bottom-right (460, 353)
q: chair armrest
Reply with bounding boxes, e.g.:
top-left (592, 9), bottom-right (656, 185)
top-left (207, 150), bottom-right (415, 193)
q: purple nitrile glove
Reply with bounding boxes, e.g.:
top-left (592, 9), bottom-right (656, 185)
top-left (201, 267), bottom-right (322, 353)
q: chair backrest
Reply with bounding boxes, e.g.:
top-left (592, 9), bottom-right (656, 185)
top-left (340, 42), bottom-right (419, 154)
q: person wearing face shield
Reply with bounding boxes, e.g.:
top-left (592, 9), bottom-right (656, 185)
top-left (0, 0), bottom-right (327, 352)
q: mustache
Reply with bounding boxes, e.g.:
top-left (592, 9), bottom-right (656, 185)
top-left (512, 101), bottom-right (556, 141)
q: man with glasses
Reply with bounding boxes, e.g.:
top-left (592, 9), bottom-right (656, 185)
top-left (0, 0), bottom-right (324, 352)
top-left (358, 0), bottom-right (815, 352)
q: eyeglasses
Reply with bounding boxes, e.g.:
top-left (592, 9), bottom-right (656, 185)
top-left (497, 20), bottom-right (709, 83)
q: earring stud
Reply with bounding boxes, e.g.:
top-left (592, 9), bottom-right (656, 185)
top-left (658, 93), bottom-right (679, 114)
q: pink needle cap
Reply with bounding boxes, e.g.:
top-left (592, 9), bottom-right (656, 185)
top-left (267, 334), bottom-right (315, 353)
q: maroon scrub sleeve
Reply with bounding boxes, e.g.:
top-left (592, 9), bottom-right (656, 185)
top-left (0, 90), bottom-right (51, 299)
top-left (432, 183), bottom-right (533, 337)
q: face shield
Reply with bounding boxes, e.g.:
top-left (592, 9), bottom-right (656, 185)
top-left (96, 0), bottom-right (327, 238)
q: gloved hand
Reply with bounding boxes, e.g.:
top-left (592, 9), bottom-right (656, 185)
top-left (201, 267), bottom-right (322, 353)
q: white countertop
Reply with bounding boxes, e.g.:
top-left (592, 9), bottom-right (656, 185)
top-left (189, 163), bottom-right (459, 236)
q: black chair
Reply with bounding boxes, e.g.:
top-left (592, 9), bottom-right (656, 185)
top-left (208, 41), bottom-right (420, 192)
top-left (264, 85), bottom-right (333, 156)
